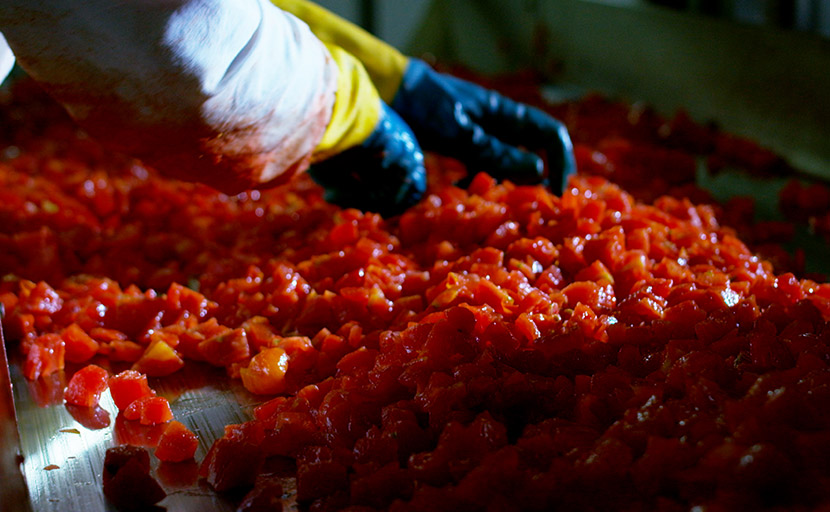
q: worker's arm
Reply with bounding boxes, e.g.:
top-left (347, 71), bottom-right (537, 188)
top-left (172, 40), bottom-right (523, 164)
top-left (0, 0), bottom-right (425, 215)
top-left (0, 34), bottom-right (14, 86)
top-left (0, 0), bottom-right (341, 194)
top-left (270, 0), bottom-right (576, 193)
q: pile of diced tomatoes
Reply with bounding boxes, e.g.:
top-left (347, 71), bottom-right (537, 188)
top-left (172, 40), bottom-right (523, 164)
top-left (2, 77), bottom-right (830, 511)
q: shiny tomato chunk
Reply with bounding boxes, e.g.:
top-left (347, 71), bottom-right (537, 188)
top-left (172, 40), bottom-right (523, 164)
top-left (108, 370), bottom-right (156, 411)
top-left (123, 396), bottom-right (173, 426)
top-left (155, 420), bottom-right (198, 462)
top-left (61, 323), bottom-right (100, 363)
top-left (198, 327), bottom-right (250, 367)
top-left (240, 347), bottom-right (288, 395)
top-left (131, 340), bottom-right (185, 377)
top-left (23, 333), bottom-right (65, 380)
top-left (64, 364), bottom-right (109, 407)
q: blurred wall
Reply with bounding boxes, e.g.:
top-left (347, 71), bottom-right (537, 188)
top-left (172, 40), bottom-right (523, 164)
top-left (313, 0), bottom-right (432, 49)
top-left (409, 0), bottom-right (830, 180)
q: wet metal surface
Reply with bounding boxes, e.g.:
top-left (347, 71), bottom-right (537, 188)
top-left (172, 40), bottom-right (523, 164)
top-left (4, 333), bottom-right (265, 511)
top-left (1, 320), bottom-right (31, 512)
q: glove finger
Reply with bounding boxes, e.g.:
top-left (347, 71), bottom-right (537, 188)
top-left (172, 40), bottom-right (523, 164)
top-left (503, 106), bottom-right (577, 194)
top-left (450, 108), bottom-right (544, 185)
top-left (439, 75), bottom-right (533, 145)
top-left (480, 99), bottom-right (577, 193)
top-left (462, 84), bottom-right (562, 149)
top-left (439, 76), bottom-right (576, 192)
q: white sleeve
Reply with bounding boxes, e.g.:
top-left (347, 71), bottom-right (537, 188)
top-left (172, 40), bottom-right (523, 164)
top-left (0, 0), bottom-right (337, 193)
top-left (0, 33), bottom-right (14, 86)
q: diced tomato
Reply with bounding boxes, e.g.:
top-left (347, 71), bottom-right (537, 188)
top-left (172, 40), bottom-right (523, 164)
top-left (166, 282), bottom-right (212, 319)
top-left (198, 327), bottom-right (250, 367)
top-left (132, 339), bottom-right (185, 377)
top-left (8, 77), bottom-right (830, 512)
top-left (108, 370), bottom-right (156, 411)
top-left (123, 396), bottom-right (174, 425)
top-left (104, 340), bottom-right (145, 363)
top-left (62, 323), bottom-right (100, 363)
top-left (155, 420), bottom-right (198, 462)
top-left (562, 281), bottom-right (616, 311)
top-left (64, 364), bottom-right (109, 407)
top-left (18, 280), bottom-right (63, 314)
top-left (199, 425), bottom-right (264, 492)
top-left (102, 446), bottom-right (166, 510)
top-left (23, 333), bottom-right (65, 380)
top-left (296, 459), bottom-right (349, 502)
top-left (240, 347), bottom-right (289, 395)
top-left (236, 477), bottom-right (285, 512)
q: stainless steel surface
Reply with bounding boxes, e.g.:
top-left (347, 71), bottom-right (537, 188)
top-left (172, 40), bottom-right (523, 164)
top-left (1, 318), bottom-right (32, 512)
top-left (8, 350), bottom-right (264, 511)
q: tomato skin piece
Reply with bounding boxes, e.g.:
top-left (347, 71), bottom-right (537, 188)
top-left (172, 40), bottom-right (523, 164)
top-left (108, 370), bottom-right (156, 411)
top-left (155, 420), bottom-right (198, 462)
top-left (64, 364), bottom-right (109, 407)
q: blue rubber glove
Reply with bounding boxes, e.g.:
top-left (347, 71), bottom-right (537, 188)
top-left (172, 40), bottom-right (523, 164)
top-left (391, 59), bottom-right (576, 194)
top-left (308, 102), bottom-right (427, 217)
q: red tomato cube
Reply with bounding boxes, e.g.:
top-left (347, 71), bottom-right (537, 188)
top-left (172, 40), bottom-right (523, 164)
top-left (123, 396), bottom-right (173, 426)
top-left (108, 370), bottom-right (156, 411)
top-left (62, 323), bottom-right (100, 364)
top-left (154, 420), bottom-right (198, 462)
top-left (23, 333), bottom-right (65, 380)
top-left (64, 364), bottom-right (109, 408)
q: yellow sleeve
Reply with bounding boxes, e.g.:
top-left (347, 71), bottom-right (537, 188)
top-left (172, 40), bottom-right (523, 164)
top-left (269, 0), bottom-right (408, 103)
top-left (312, 43), bottom-right (381, 161)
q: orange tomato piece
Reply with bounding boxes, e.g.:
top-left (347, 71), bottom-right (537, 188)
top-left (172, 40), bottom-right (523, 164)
top-left (240, 347), bottom-right (288, 395)
top-left (132, 340), bottom-right (185, 377)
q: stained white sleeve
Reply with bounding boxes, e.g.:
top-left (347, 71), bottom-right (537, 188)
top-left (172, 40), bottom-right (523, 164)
top-left (0, 0), bottom-right (337, 193)
top-left (0, 33), bottom-right (14, 85)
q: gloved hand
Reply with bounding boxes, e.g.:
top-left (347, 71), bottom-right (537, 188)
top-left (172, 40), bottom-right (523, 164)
top-left (391, 59), bottom-right (577, 194)
top-left (308, 102), bottom-right (426, 217)
top-left (274, 0), bottom-right (576, 195)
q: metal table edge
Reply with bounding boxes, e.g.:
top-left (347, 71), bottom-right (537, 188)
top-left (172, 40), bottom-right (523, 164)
top-left (1, 317), bottom-right (33, 512)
